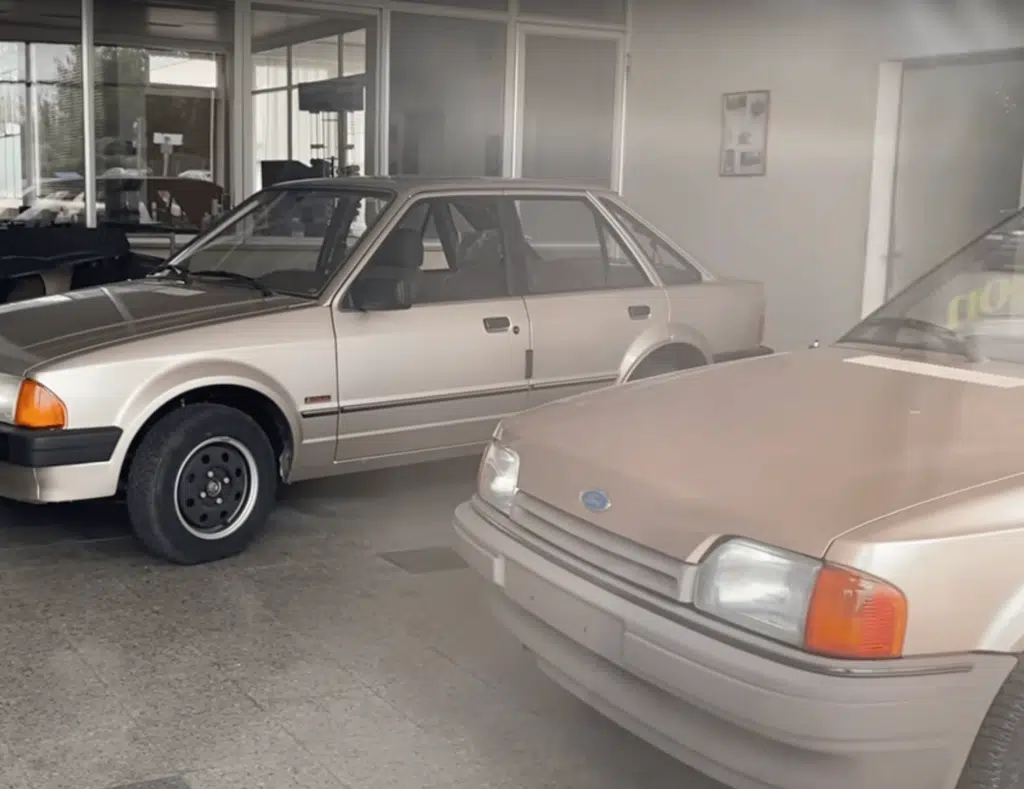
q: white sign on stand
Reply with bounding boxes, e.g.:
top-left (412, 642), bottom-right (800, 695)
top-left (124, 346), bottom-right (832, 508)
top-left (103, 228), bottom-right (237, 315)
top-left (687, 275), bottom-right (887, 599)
top-left (153, 132), bottom-right (184, 176)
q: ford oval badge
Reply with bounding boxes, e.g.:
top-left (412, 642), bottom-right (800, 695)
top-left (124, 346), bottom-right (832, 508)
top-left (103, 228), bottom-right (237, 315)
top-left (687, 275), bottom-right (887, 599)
top-left (580, 489), bottom-right (611, 513)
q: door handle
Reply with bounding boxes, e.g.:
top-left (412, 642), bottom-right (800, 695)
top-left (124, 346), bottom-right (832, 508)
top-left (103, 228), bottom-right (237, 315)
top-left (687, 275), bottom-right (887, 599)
top-left (483, 316), bottom-right (511, 333)
top-left (628, 304), bottom-right (651, 320)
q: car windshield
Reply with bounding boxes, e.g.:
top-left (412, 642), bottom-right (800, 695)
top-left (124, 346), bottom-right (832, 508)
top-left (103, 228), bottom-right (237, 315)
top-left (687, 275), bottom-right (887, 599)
top-left (157, 186), bottom-right (394, 298)
top-left (839, 209), bottom-right (1024, 363)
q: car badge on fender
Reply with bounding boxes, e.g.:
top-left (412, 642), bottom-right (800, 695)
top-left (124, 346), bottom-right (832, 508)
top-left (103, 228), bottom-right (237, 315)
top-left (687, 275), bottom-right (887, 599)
top-left (580, 489), bottom-right (611, 513)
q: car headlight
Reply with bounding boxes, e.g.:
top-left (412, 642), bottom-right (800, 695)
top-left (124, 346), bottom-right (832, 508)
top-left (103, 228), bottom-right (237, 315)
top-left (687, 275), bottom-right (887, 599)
top-left (694, 538), bottom-right (908, 659)
top-left (477, 441), bottom-right (519, 515)
top-left (0, 374), bottom-right (21, 424)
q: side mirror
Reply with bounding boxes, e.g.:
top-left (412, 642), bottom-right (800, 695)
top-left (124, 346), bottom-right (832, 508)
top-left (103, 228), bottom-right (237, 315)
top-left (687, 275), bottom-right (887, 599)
top-left (349, 274), bottom-right (413, 311)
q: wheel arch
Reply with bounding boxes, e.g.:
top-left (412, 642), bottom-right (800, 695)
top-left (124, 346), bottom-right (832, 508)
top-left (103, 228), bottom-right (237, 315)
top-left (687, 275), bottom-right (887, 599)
top-left (116, 369), bottom-right (299, 491)
top-left (617, 322), bottom-right (713, 384)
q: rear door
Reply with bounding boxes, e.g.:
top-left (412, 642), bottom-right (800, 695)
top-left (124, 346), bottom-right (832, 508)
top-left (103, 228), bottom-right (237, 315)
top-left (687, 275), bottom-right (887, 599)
top-left (508, 192), bottom-right (668, 409)
top-left (333, 193), bottom-right (530, 464)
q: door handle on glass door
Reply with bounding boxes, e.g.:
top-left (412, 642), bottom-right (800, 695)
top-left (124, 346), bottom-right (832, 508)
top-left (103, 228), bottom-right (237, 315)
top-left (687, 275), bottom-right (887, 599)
top-left (483, 316), bottom-right (511, 333)
top-left (628, 305), bottom-right (651, 320)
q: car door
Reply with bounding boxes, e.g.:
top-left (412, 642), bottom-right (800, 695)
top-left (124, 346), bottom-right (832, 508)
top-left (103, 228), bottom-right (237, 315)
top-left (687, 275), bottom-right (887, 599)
top-left (332, 193), bottom-right (531, 465)
top-left (508, 192), bottom-right (668, 409)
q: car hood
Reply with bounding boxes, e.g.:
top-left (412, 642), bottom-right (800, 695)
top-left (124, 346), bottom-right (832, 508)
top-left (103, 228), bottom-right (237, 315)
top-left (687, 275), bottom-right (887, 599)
top-left (502, 347), bottom-right (1024, 560)
top-left (0, 280), bottom-right (305, 375)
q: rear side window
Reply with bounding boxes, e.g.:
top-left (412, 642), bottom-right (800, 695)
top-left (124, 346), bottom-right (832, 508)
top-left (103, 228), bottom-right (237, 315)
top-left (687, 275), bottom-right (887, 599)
top-left (601, 199), bottom-right (703, 286)
top-left (513, 197), bottom-right (650, 295)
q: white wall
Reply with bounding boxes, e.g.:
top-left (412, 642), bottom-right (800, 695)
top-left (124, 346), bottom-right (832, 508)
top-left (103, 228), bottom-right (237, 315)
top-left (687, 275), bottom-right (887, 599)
top-left (624, 0), bottom-right (1024, 350)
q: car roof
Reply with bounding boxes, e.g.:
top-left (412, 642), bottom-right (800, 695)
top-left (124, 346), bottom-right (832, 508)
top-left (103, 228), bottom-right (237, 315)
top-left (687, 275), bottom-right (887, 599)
top-left (270, 175), bottom-right (618, 197)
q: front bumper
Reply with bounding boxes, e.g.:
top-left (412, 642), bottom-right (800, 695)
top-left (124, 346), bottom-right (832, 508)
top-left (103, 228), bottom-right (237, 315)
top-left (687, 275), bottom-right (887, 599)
top-left (0, 424), bottom-right (122, 503)
top-left (0, 424), bottom-right (121, 468)
top-left (454, 498), bottom-right (1014, 789)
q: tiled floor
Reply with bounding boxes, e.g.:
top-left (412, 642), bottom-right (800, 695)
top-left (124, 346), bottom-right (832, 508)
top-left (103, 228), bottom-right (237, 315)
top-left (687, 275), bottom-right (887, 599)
top-left (0, 458), bottom-right (723, 789)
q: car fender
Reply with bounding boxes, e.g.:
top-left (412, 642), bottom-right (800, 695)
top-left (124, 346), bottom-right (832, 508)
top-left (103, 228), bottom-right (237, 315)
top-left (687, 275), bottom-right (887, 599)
top-left (617, 322), bottom-right (713, 384)
top-left (115, 359), bottom-right (301, 466)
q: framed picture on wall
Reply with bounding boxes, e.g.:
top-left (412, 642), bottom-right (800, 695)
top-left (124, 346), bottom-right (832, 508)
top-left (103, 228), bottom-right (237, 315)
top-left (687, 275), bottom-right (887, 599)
top-left (719, 90), bottom-right (770, 177)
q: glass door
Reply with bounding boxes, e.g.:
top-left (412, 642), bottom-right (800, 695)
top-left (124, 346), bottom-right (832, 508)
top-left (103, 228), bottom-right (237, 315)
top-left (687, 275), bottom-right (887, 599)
top-left (887, 54), bottom-right (1024, 297)
top-left (514, 26), bottom-right (624, 189)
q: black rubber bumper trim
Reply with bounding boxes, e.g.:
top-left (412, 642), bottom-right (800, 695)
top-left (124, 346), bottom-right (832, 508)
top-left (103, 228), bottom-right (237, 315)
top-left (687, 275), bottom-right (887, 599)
top-left (0, 425), bottom-right (122, 468)
top-left (713, 345), bottom-right (774, 363)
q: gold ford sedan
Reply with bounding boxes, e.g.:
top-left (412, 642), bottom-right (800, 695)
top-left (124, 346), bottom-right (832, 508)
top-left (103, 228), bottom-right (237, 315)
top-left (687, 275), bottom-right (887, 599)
top-left (453, 211), bottom-right (1024, 789)
top-left (0, 177), bottom-right (767, 564)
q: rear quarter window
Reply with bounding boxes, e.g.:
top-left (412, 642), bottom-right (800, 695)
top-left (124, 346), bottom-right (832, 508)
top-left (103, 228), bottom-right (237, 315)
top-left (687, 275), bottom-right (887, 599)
top-left (600, 199), bottom-right (703, 286)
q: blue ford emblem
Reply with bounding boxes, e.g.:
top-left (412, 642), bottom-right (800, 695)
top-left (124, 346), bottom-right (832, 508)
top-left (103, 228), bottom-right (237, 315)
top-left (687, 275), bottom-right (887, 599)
top-left (580, 489), bottom-right (611, 513)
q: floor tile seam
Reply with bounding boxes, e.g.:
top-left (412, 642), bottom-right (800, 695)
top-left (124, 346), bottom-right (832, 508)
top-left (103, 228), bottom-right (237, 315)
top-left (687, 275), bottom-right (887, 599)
top-left (237, 687), bottom-right (357, 789)
top-left (55, 623), bottom-right (133, 708)
top-left (425, 642), bottom-right (506, 693)
top-left (33, 643), bottom-right (266, 728)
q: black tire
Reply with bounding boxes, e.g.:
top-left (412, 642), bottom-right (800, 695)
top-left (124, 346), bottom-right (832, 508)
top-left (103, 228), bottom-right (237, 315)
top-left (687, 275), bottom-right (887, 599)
top-left (957, 656), bottom-right (1024, 788)
top-left (125, 403), bottom-right (278, 565)
top-left (629, 347), bottom-right (706, 382)
top-left (630, 357), bottom-right (679, 380)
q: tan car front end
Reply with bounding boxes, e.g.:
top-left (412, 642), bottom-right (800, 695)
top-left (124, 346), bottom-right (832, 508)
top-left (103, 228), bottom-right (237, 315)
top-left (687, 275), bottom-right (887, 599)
top-left (454, 347), bottom-right (1024, 789)
top-left (0, 284), bottom-right (334, 506)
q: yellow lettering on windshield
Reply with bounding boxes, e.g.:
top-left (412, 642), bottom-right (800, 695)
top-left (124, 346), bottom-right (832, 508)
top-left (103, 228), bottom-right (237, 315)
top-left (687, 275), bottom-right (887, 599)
top-left (947, 276), bottom-right (1015, 329)
top-left (947, 290), bottom-right (981, 329)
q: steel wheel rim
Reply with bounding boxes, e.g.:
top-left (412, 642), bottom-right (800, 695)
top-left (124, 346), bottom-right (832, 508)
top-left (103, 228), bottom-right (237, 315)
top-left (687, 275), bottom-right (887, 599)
top-left (173, 436), bottom-right (259, 540)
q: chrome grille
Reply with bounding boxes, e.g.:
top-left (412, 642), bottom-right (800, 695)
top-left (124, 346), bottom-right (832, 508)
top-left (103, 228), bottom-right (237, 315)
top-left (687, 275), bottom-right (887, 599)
top-left (508, 492), bottom-right (692, 602)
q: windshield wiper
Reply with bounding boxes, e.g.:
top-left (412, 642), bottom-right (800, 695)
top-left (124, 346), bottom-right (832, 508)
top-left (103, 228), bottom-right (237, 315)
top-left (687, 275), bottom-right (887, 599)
top-left (846, 316), bottom-right (983, 362)
top-left (149, 262), bottom-right (190, 283)
top-left (188, 269), bottom-right (277, 297)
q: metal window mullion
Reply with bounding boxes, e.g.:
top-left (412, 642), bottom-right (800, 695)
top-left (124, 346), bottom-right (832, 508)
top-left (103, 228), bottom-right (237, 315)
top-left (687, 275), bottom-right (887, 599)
top-left (231, 0), bottom-right (253, 202)
top-left (616, 0), bottom-right (631, 194)
top-left (25, 47), bottom-right (41, 194)
top-left (377, 6), bottom-right (390, 175)
top-left (502, 0), bottom-right (518, 177)
top-left (81, 0), bottom-right (97, 227)
top-left (286, 44), bottom-right (294, 160)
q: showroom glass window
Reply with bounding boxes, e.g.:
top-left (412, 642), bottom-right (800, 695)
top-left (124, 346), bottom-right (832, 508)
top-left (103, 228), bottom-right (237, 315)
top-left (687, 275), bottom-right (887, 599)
top-left (0, 5), bottom-right (86, 224)
top-left (87, 0), bottom-right (234, 232)
top-left (388, 13), bottom-right (506, 178)
top-left (518, 0), bottom-right (626, 25)
top-left (251, 7), bottom-right (378, 190)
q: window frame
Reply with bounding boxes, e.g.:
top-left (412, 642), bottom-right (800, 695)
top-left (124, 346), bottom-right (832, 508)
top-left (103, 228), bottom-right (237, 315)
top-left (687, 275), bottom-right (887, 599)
top-left (598, 196), bottom-right (709, 286)
top-left (505, 191), bottom-right (655, 298)
top-left (343, 190), bottom-right (518, 309)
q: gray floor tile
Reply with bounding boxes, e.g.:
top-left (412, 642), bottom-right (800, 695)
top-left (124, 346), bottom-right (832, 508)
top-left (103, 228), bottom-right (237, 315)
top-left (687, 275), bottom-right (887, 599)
top-left (271, 689), bottom-right (475, 789)
top-left (10, 723), bottom-right (168, 789)
top-left (184, 750), bottom-right (347, 789)
top-left (0, 677), bottom-right (133, 747)
top-left (143, 716), bottom-right (305, 776)
top-left (378, 546), bottom-right (468, 574)
top-left (104, 779), bottom-right (191, 789)
top-left (212, 633), bottom-right (364, 706)
top-left (0, 742), bottom-right (28, 789)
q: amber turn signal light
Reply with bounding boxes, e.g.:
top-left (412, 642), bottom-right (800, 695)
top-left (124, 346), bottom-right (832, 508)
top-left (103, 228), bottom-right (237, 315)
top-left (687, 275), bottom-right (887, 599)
top-left (14, 379), bottom-right (67, 429)
top-left (804, 564), bottom-right (907, 659)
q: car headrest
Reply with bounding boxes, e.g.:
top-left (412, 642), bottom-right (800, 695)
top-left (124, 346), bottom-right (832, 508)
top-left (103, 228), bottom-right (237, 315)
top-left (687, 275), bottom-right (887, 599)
top-left (371, 228), bottom-right (423, 271)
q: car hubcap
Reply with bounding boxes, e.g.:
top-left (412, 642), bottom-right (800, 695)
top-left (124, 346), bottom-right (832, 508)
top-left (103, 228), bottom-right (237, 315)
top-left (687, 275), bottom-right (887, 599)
top-left (174, 436), bottom-right (259, 540)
